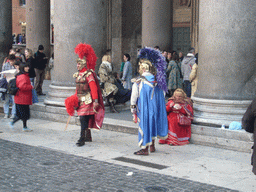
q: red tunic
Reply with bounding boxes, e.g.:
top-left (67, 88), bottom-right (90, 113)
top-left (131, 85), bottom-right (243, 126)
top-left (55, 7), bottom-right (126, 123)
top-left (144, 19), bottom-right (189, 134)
top-left (159, 100), bottom-right (193, 145)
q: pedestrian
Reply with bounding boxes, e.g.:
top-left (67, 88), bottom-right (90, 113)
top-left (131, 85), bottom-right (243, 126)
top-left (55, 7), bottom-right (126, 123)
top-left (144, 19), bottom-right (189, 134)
top-left (181, 47), bottom-right (196, 98)
top-left (242, 98), bottom-right (256, 175)
top-left (34, 45), bottom-right (48, 95)
top-left (113, 72), bottom-right (131, 105)
top-left (166, 53), bottom-right (183, 97)
top-left (121, 53), bottom-right (132, 90)
top-left (130, 47), bottom-right (168, 155)
top-left (25, 48), bottom-right (36, 86)
top-left (65, 43), bottom-right (105, 147)
top-left (98, 54), bottom-right (119, 113)
top-left (2, 49), bottom-right (16, 66)
top-left (15, 48), bottom-right (26, 63)
top-left (159, 88), bottom-right (193, 146)
top-left (189, 53), bottom-right (198, 97)
top-left (9, 63), bottom-right (33, 132)
top-left (1, 54), bottom-right (17, 119)
top-left (179, 51), bottom-right (184, 62)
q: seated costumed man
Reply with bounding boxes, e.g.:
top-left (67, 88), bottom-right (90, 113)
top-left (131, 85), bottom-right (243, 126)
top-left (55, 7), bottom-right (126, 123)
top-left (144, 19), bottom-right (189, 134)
top-left (131, 47), bottom-right (168, 155)
top-left (65, 43), bottom-right (105, 147)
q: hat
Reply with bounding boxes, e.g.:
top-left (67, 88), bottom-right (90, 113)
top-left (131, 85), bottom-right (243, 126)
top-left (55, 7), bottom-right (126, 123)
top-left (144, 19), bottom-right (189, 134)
top-left (38, 45), bottom-right (44, 50)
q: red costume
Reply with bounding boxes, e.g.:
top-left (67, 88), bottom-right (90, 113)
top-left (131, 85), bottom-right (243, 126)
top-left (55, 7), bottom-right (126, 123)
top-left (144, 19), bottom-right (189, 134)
top-left (65, 43), bottom-right (105, 146)
top-left (159, 99), bottom-right (193, 145)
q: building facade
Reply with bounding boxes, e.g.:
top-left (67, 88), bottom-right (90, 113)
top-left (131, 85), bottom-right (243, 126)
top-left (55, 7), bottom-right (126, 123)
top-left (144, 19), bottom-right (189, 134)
top-left (0, 0), bottom-right (255, 128)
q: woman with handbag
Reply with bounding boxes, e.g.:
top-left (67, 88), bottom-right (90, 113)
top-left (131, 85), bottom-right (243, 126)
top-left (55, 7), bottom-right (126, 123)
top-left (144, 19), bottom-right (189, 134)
top-left (9, 63), bottom-right (33, 132)
top-left (159, 88), bottom-right (193, 145)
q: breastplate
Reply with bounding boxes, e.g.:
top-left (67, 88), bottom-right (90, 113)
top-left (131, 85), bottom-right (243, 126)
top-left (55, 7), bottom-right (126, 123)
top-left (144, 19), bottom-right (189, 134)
top-left (76, 74), bottom-right (92, 105)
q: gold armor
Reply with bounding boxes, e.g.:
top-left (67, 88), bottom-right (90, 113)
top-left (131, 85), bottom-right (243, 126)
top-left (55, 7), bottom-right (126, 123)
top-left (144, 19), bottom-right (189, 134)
top-left (74, 70), bottom-right (93, 105)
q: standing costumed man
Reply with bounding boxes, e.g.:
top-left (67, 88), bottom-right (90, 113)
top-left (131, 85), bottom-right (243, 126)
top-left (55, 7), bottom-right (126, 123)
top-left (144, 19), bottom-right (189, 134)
top-left (65, 43), bottom-right (105, 147)
top-left (130, 47), bottom-right (168, 155)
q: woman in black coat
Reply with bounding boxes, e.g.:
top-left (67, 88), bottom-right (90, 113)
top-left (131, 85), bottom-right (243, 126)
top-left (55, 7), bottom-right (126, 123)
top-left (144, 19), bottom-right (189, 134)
top-left (25, 48), bottom-right (36, 85)
top-left (242, 98), bottom-right (256, 175)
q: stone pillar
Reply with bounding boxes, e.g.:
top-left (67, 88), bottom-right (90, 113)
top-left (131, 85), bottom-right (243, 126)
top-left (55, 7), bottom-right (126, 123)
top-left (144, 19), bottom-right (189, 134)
top-left (190, 0), bottom-right (199, 53)
top-left (44, 0), bottom-right (107, 106)
top-left (193, 0), bottom-right (256, 127)
top-left (0, 0), bottom-right (12, 68)
top-left (26, 0), bottom-right (51, 58)
top-left (142, 0), bottom-right (172, 51)
top-left (111, 0), bottom-right (123, 71)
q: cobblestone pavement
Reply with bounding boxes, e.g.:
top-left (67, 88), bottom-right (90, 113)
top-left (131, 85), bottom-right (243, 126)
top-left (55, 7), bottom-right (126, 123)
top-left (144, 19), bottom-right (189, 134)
top-left (0, 139), bottom-right (238, 192)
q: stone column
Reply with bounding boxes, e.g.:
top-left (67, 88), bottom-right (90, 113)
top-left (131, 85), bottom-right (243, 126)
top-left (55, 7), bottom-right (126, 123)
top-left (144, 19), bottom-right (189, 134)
top-left (111, 0), bottom-right (123, 70)
top-left (190, 0), bottom-right (199, 53)
top-left (0, 0), bottom-right (12, 68)
top-left (44, 0), bottom-right (107, 106)
top-left (142, 0), bottom-right (172, 51)
top-left (193, 0), bottom-right (256, 127)
top-left (26, 0), bottom-right (51, 58)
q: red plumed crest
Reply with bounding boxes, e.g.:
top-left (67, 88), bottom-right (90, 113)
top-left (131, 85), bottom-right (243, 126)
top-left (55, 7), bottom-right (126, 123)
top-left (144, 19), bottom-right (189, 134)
top-left (65, 94), bottom-right (79, 116)
top-left (74, 43), bottom-right (97, 70)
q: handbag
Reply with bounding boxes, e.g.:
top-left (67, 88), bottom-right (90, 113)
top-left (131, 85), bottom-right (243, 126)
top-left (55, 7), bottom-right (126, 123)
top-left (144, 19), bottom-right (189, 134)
top-left (178, 113), bottom-right (191, 126)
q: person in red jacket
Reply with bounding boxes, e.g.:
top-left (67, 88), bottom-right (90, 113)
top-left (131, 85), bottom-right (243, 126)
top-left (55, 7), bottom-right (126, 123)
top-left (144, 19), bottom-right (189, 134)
top-left (10, 63), bottom-right (33, 132)
top-left (65, 43), bottom-right (105, 147)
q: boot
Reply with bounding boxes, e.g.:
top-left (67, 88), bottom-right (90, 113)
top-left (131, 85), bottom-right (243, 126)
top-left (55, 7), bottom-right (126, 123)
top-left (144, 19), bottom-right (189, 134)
top-left (109, 101), bottom-right (119, 113)
top-left (76, 139), bottom-right (85, 147)
top-left (84, 129), bottom-right (92, 142)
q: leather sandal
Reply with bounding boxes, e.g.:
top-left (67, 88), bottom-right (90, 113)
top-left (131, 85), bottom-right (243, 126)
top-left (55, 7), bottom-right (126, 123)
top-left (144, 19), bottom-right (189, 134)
top-left (134, 149), bottom-right (149, 155)
top-left (150, 145), bottom-right (156, 153)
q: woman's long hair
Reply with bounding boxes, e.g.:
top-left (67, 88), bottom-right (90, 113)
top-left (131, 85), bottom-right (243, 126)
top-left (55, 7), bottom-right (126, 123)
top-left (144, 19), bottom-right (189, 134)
top-left (25, 48), bottom-right (33, 59)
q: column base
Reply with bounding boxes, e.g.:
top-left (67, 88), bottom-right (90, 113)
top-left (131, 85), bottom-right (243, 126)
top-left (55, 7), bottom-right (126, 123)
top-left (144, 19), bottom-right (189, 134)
top-left (192, 96), bottom-right (252, 127)
top-left (44, 84), bottom-right (76, 107)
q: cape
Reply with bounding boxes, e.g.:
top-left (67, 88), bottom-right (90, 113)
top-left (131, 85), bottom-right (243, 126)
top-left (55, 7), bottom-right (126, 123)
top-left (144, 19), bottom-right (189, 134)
top-left (137, 75), bottom-right (168, 148)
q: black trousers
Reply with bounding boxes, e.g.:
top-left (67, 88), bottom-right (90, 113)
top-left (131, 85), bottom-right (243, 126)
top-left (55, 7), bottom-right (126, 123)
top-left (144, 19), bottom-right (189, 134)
top-left (79, 115), bottom-right (92, 139)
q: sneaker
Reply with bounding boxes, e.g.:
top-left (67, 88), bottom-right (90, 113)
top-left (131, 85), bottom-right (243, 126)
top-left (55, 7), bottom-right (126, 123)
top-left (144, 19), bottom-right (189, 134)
top-left (4, 114), bottom-right (8, 119)
top-left (8, 122), bottom-right (14, 129)
top-left (22, 127), bottom-right (33, 132)
top-left (10, 114), bottom-right (15, 119)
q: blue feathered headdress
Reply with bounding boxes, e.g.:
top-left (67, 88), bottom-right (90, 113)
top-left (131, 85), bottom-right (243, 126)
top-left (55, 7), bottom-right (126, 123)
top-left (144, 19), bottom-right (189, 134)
top-left (138, 47), bottom-right (167, 92)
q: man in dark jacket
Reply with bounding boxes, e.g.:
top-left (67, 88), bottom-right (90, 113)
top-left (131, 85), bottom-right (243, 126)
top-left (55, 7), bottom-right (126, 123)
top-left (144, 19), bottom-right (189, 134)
top-left (34, 45), bottom-right (48, 95)
top-left (242, 98), bottom-right (256, 175)
top-left (181, 47), bottom-right (196, 98)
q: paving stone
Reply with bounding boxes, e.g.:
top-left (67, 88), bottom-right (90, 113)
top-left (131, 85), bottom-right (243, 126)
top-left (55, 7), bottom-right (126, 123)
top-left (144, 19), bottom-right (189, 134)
top-left (0, 139), bottom-right (238, 192)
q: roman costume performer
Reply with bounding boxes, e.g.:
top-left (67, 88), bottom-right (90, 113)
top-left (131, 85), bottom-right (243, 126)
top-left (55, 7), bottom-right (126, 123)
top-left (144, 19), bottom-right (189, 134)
top-left (65, 43), bottom-right (105, 147)
top-left (130, 47), bottom-right (168, 155)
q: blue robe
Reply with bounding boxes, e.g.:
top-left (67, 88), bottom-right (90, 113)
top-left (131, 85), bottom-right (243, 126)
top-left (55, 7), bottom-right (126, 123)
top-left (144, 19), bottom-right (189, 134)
top-left (136, 75), bottom-right (168, 148)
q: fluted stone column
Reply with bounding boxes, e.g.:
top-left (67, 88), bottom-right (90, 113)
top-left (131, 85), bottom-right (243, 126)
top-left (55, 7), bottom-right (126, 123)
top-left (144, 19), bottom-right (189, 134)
top-left (26, 0), bottom-right (51, 58)
top-left (193, 0), bottom-right (256, 127)
top-left (0, 0), bottom-right (12, 67)
top-left (142, 0), bottom-right (172, 51)
top-left (44, 0), bottom-right (107, 106)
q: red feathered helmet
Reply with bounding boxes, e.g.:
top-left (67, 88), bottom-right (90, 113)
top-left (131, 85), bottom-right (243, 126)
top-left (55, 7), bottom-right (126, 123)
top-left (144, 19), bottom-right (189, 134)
top-left (74, 43), bottom-right (97, 71)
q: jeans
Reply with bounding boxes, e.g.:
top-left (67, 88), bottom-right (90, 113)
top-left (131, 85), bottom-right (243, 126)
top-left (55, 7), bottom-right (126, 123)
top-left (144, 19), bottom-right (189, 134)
top-left (183, 80), bottom-right (191, 98)
top-left (30, 78), bottom-right (35, 86)
top-left (3, 94), bottom-right (16, 115)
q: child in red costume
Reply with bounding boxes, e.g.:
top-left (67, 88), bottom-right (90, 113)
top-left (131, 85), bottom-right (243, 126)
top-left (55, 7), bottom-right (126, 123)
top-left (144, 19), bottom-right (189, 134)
top-left (65, 43), bottom-right (105, 147)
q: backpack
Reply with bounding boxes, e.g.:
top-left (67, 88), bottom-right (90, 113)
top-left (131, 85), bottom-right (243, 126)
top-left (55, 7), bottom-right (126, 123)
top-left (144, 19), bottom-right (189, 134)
top-left (8, 78), bottom-right (19, 95)
top-left (0, 78), bottom-right (8, 93)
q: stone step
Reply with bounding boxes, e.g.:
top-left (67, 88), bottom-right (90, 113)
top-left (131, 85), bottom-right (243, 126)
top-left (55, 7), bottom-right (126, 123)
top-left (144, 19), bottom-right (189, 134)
top-left (0, 102), bottom-right (253, 153)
